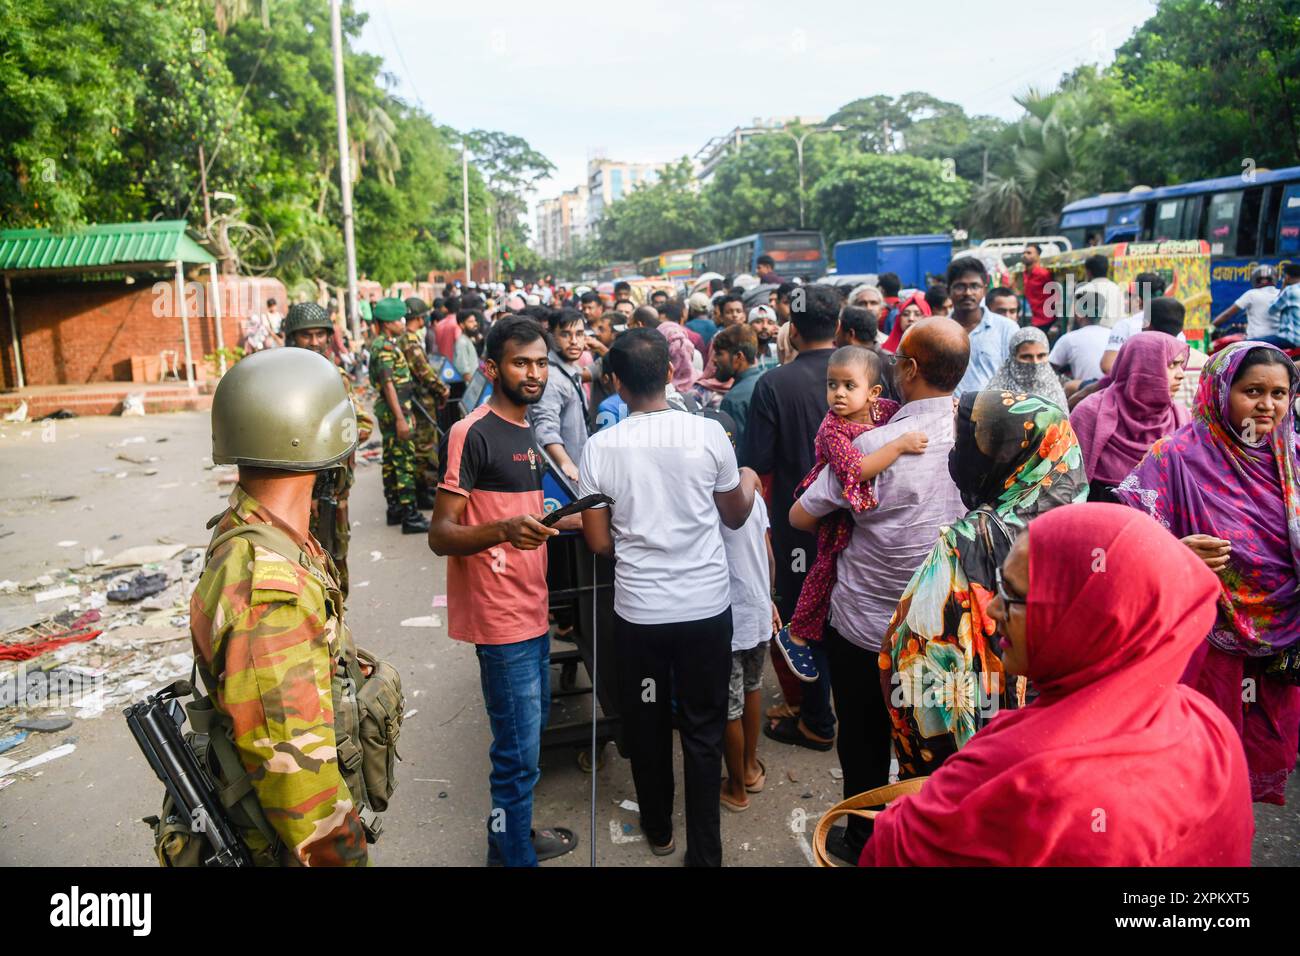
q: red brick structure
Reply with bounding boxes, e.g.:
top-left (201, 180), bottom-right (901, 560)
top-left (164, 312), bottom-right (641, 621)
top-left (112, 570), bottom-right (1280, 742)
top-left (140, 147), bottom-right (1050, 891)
top-left (1, 274), bottom-right (284, 390)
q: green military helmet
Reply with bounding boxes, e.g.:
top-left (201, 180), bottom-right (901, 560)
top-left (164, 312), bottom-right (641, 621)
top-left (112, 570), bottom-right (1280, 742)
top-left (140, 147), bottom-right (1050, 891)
top-left (281, 301), bottom-right (333, 337)
top-left (404, 296), bottom-right (430, 320)
top-left (373, 297), bottom-right (407, 324)
top-left (211, 348), bottom-right (358, 470)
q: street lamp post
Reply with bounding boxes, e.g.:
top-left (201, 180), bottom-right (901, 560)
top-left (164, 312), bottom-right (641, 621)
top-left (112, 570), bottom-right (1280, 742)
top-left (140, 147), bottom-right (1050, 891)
top-left (783, 124), bottom-right (847, 229)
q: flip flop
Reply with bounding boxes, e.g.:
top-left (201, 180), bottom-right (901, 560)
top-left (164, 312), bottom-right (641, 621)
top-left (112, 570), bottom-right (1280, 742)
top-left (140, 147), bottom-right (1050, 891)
top-left (720, 790), bottom-right (750, 812)
top-left (774, 627), bottom-right (819, 682)
top-left (745, 758), bottom-right (767, 794)
top-left (532, 826), bottom-right (578, 862)
top-left (763, 715), bottom-right (834, 752)
top-left (765, 701), bottom-right (799, 720)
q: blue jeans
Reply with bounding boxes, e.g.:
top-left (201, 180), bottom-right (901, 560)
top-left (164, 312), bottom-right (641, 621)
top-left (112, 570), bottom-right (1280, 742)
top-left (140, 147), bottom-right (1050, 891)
top-left (1255, 334), bottom-right (1298, 349)
top-left (476, 634), bottom-right (550, 867)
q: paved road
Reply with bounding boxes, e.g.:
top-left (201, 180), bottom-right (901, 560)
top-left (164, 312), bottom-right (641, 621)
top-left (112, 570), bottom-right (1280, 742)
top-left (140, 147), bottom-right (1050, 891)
top-left (0, 411), bottom-right (1295, 866)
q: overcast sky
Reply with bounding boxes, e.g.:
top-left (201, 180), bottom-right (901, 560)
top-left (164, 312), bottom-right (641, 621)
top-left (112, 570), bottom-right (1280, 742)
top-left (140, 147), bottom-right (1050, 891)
top-left (355, 0), bottom-right (1157, 219)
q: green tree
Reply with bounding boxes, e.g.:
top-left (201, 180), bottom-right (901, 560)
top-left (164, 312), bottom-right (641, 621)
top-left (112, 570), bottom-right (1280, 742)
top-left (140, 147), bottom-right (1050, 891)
top-left (464, 129), bottom-right (555, 260)
top-left (810, 154), bottom-right (971, 250)
top-left (703, 129), bottom-right (847, 239)
top-left (595, 158), bottom-right (716, 260)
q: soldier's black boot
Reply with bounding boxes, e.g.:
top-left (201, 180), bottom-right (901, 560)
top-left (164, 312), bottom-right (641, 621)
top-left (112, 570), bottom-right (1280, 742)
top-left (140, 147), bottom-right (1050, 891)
top-left (386, 503), bottom-right (405, 526)
top-left (401, 505), bottom-right (430, 534)
top-left (416, 489), bottom-right (437, 510)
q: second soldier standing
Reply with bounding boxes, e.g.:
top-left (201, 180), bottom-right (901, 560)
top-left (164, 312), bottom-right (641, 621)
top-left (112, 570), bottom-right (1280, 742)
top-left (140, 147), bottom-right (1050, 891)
top-left (401, 296), bottom-right (450, 510)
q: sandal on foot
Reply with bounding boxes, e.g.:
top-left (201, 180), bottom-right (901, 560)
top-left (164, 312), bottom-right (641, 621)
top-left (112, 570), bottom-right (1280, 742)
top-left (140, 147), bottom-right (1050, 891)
top-left (763, 715), bottom-right (834, 752)
top-left (532, 826), bottom-right (578, 862)
top-left (744, 758), bottom-right (767, 794)
top-left (774, 627), bottom-right (819, 682)
top-left (766, 701), bottom-right (799, 720)
top-left (650, 836), bottom-right (675, 856)
top-left (720, 789), bottom-right (750, 812)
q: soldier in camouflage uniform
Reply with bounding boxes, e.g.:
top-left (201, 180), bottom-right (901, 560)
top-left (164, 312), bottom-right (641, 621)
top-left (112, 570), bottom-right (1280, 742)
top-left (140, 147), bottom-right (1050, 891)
top-left (281, 302), bottom-right (373, 595)
top-left (368, 297), bottom-right (429, 534)
top-left (190, 347), bottom-right (371, 866)
top-left (401, 296), bottom-right (449, 509)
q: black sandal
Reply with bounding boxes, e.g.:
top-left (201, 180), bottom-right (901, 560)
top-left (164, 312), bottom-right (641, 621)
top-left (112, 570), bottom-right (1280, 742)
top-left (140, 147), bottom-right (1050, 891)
top-left (762, 715), bottom-right (834, 752)
top-left (532, 826), bottom-right (578, 862)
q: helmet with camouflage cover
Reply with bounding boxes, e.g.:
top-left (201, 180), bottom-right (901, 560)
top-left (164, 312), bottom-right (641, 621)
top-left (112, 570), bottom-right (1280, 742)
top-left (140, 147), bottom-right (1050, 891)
top-left (211, 348), bottom-right (357, 470)
top-left (280, 301), bottom-right (333, 337)
top-left (404, 296), bottom-right (430, 320)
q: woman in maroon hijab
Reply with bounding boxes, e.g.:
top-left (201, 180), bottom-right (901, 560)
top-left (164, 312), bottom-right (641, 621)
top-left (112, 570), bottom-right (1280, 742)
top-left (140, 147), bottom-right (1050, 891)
top-left (860, 504), bottom-right (1252, 866)
top-left (1069, 332), bottom-right (1189, 502)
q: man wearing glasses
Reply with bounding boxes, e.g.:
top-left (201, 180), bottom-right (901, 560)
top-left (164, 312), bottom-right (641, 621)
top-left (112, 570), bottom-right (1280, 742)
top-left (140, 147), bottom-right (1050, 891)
top-left (948, 256), bottom-right (1019, 397)
top-left (789, 317), bottom-right (969, 864)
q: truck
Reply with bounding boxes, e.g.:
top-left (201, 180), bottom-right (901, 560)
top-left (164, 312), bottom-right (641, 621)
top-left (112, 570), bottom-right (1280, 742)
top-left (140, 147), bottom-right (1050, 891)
top-left (832, 234), bottom-right (953, 289)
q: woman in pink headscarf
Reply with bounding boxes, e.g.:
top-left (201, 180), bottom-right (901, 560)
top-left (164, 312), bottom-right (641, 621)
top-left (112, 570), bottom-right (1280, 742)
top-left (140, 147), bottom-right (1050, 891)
top-left (1069, 331), bottom-right (1189, 503)
top-left (656, 319), bottom-right (700, 392)
top-left (879, 293), bottom-right (930, 354)
top-left (860, 503), bottom-right (1253, 866)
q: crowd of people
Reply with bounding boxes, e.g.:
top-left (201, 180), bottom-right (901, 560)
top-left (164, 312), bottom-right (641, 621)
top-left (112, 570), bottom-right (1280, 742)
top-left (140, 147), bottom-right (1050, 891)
top-left (257, 249), bottom-right (1298, 868)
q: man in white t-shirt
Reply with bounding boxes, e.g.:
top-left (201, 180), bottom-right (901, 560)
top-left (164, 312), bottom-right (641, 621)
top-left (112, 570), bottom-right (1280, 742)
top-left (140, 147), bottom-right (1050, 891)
top-left (1077, 253), bottom-right (1125, 328)
top-left (1049, 290), bottom-right (1111, 385)
top-left (1211, 265), bottom-right (1280, 339)
top-left (578, 328), bottom-right (756, 867)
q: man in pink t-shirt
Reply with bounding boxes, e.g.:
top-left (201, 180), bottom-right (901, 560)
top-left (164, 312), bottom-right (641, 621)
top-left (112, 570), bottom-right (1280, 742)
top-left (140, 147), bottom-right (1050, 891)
top-left (428, 316), bottom-right (580, 867)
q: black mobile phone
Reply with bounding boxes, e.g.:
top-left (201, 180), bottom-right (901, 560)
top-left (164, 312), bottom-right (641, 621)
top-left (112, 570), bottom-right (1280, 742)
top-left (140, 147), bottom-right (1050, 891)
top-left (541, 494), bottom-right (614, 527)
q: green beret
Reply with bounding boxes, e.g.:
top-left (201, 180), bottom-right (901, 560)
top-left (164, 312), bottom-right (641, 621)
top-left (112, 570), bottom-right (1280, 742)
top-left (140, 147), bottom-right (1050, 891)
top-left (373, 297), bottom-right (407, 323)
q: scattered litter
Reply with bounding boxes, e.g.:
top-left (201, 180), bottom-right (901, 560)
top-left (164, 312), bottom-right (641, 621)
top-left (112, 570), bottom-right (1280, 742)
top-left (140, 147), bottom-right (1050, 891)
top-left (830, 768), bottom-right (843, 780)
top-left (49, 495), bottom-right (77, 502)
top-left (0, 580), bottom-right (19, 593)
top-left (402, 708), bottom-right (418, 719)
top-left (354, 581), bottom-right (369, 588)
top-left (608, 819), bottom-right (643, 845)
top-left (57, 540), bottom-right (79, 548)
top-left (15, 717), bottom-right (73, 733)
top-left (0, 732), bottom-right (29, 755)
top-left (0, 777), bottom-right (13, 791)
top-left (34, 585), bottom-right (80, 603)
top-left (4, 401), bottom-right (29, 422)
top-left (113, 436), bottom-right (148, 446)
top-left (116, 453), bottom-right (160, 465)
top-left (102, 544), bottom-right (187, 568)
top-left (0, 743), bottom-right (76, 776)
top-left (38, 409), bottom-right (76, 420)
top-left (431, 594), bottom-right (448, 608)
top-left (412, 778), bottom-right (451, 784)
top-left (400, 615), bottom-right (442, 628)
top-left (786, 769), bottom-right (799, 784)
top-left (438, 791), bottom-right (447, 799)
top-left (0, 758), bottom-right (15, 774)
top-left (120, 394), bottom-right (146, 417)
top-left (107, 571), bottom-right (169, 603)
top-left (114, 471), bottom-right (128, 479)
top-left (801, 792), bottom-right (813, 799)
top-left (619, 799), bottom-right (639, 813)
top-left (156, 482), bottom-right (180, 490)
top-left (370, 551), bottom-right (383, 562)
top-left (82, 547), bottom-right (105, 566)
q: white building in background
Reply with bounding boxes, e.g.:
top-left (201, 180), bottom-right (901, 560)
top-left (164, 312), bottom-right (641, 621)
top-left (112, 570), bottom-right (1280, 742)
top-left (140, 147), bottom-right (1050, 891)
top-left (534, 184), bottom-right (589, 260)
top-left (693, 115), bottom-right (826, 187)
top-left (585, 156), bottom-right (664, 235)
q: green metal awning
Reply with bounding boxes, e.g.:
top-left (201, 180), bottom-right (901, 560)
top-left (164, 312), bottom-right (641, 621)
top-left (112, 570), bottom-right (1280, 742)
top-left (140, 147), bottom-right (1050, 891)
top-left (0, 220), bottom-right (216, 274)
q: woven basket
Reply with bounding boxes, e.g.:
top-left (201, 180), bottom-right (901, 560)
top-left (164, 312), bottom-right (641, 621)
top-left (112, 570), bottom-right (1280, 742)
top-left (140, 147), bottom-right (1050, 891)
top-left (812, 776), bottom-right (929, 867)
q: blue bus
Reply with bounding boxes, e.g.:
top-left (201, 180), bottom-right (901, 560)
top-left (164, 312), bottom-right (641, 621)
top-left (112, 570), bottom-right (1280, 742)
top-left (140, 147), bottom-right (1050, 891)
top-left (1057, 166), bottom-right (1300, 313)
top-left (691, 230), bottom-right (827, 280)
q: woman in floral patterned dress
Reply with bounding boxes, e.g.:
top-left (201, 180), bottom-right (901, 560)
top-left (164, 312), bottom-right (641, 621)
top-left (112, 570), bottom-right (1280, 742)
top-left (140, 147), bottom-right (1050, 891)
top-left (879, 388), bottom-right (1089, 778)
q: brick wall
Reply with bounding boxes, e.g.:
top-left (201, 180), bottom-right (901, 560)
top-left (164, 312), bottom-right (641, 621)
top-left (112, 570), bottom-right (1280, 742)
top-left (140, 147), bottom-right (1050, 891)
top-left (0, 274), bottom-right (285, 388)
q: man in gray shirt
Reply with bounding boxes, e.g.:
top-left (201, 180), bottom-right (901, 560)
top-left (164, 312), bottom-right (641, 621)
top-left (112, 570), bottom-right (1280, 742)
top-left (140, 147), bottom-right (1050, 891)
top-left (791, 317), bottom-right (969, 864)
top-left (527, 309), bottom-right (589, 481)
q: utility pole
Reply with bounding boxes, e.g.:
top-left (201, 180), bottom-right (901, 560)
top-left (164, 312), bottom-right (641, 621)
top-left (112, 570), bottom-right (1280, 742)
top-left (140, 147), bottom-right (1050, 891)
top-left (198, 143), bottom-right (212, 233)
top-left (462, 145), bottom-right (472, 285)
top-left (330, 0), bottom-right (360, 340)
top-left (784, 124), bottom-right (847, 230)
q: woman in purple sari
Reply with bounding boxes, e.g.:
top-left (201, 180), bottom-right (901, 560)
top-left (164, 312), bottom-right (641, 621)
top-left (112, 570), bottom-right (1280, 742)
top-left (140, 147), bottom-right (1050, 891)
top-left (1070, 331), bottom-right (1189, 504)
top-left (1116, 341), bottom-right (1300, 804)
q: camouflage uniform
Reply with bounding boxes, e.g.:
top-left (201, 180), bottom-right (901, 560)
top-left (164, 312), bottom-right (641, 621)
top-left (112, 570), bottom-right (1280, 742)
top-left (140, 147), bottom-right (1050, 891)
top-left (189, 486), bottom-right (368, 867)
top-left (309, 366), bottom-right (373, 596)
top-left (398, 328), bottom-right (449, 501)
top-left (368, 332), bottom-right (417, 511)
